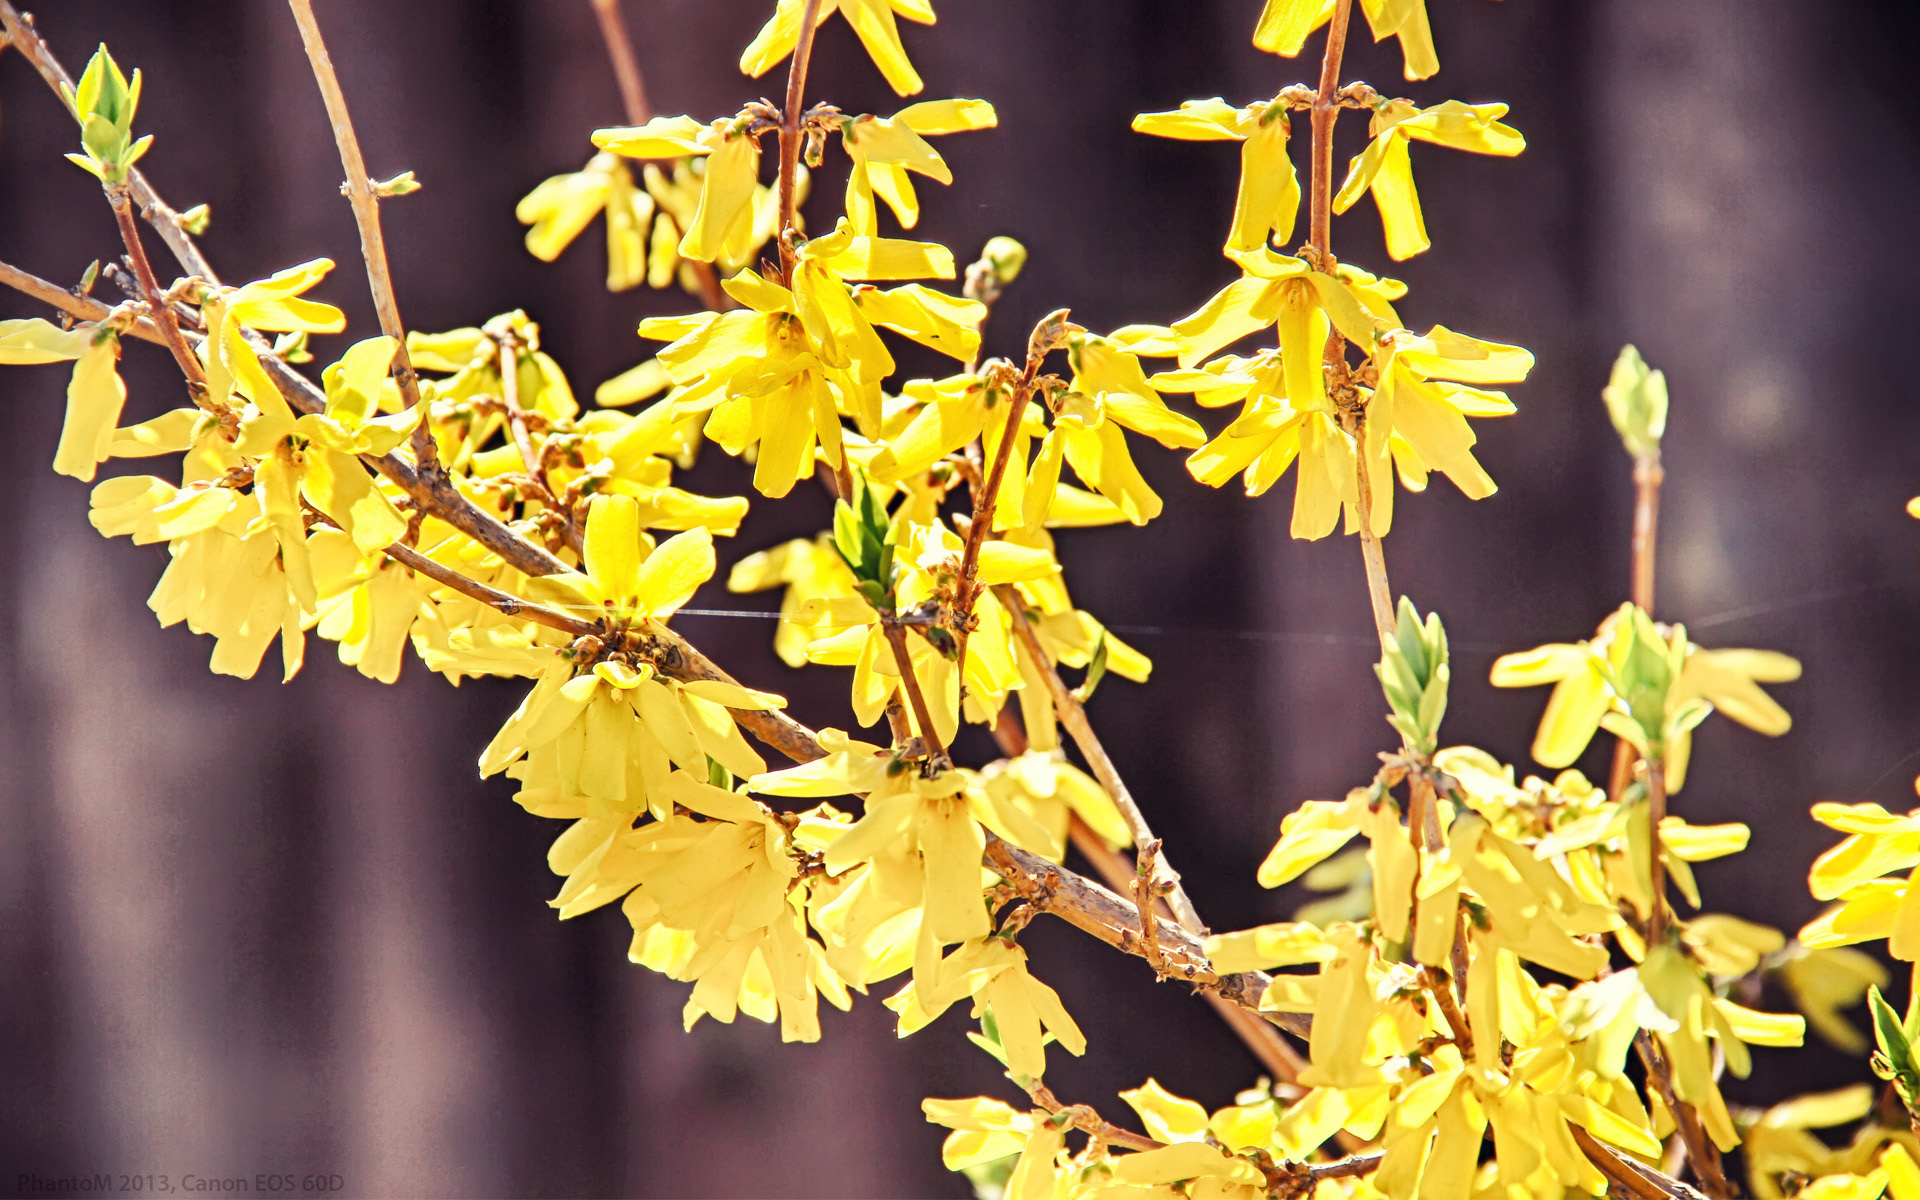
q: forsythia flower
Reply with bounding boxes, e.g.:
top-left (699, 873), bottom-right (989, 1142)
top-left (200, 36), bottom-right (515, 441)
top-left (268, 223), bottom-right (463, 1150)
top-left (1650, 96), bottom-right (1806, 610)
top-left (1334, 100), bottom-right (1524, 261)
top-left (1254, 0), bottom-right (1441, 81)
top-left (1802, 801), bottom-right (1920, 960)
top-left (591, 114), bottom-right (768, 264)
top-left (200, 259), bottom-right (348, 415)
top-left (841, 99), bottom-right (996, 234)
top-left (1491, 603), bottom-right (1800, 788)
top-left (1133, 96), bottom-right (1300, 254)
top-left (742, 0), bottom-right (936, 97)
top-left (516, 151), bottom-right (658, 291)
top-left (752, 739), bottom-right (1052, 946)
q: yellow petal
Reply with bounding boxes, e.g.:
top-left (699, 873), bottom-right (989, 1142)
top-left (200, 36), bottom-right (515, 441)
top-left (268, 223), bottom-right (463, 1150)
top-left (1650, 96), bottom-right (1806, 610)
top-left (584, 493), bottom-right (643, 606)
top-left (635, 526), bottom-right (716, 619)
top-left (53, 334), bottom-right (127, 482)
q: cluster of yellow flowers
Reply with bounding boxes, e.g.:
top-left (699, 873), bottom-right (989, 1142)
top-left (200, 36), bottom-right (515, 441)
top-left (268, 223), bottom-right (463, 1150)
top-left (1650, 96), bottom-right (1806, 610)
top-left (6, 2), bottom-right (1917, 1198)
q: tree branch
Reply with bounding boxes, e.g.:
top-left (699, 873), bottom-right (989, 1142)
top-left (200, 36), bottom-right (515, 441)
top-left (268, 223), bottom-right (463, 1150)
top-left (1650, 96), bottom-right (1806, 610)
top-left (380, 541), bottom-right (593, 637)
top-left (998, 584), bottom-right (1207, 935)
top-left (775, 0), bottom-right (824, 284)
top-left (0, 258), bottom-right (165, 346)
top-left (588, 0), bottom-right (651, 126)
top-left (105, 187), bottom-right (211, 408)
top-left (1569, 1124), bottom-right (1708, 1200)
top-left (284, 0), bottom-right (436, 469)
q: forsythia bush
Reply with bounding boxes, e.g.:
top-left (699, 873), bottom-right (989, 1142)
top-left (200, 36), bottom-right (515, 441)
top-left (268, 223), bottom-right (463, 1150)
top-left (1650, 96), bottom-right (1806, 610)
top-left (0, 1), bottom-right (1909, 1196)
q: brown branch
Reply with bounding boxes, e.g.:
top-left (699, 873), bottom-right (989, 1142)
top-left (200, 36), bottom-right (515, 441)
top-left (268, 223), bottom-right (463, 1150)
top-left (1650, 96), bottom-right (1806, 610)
top-left (991, 703), bottom-right (1315, 1091)
top-left (952, 334), bottom-right (1053, 675)
top-left (284, 0), bottom-right (436, 470)
top-left (983, 834), bottom-right (1310, 1039)
top-left (1306, 0), bottom-right (1355, 267)
top-left (882, 621), bottom-right (948, 763)
top-left (1633, 1031), bottom-right (1729, 1199)
top-left (496, 336), bottom-right (583, 557)
top-left (1131, 838), bottom-right (1171, 977)
top-left (1608, 452), bottom-right (1665, 801)
top-left (105, 188), bottom-right (210, 407)
top-left (998, 585), bottom-right (1207, 935)
top-left (775, 0), bottom-right (825, 284)
top-left (1065, 815), bottom-right (1317, 1093)
top-left (1420, 965), bottom-right (1473, 1060)
top-left (588, 0), bottom-right (650, 126)
top-left (1019, 1081), bottom-right (1161, 1154)
top-left (380, 542), bottom-right (595, 636)
top-left (1569, 1124), bottom-right (1707, 1200)
top-left (0, 258), bottom-right (165, 346)
top-left (1274, 1151), bottom-right (1387, 1199)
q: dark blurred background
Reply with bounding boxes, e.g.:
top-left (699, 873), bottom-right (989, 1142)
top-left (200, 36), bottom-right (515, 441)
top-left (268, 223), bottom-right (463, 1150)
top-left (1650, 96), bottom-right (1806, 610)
top-left (3, 0), bottom-right (1919, 1195)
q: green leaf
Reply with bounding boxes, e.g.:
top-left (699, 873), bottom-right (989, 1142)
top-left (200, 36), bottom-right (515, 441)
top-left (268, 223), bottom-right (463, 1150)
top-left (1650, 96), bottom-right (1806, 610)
top-left (1070, 632), bottom-right (1109, 703)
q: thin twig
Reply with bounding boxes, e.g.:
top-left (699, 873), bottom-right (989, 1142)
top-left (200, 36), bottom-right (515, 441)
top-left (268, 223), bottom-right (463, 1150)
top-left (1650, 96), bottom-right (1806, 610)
top-left (588, 0), bottom-right (651, 126)
top-left (1633, 1031), bottom-right (1729, 1198)
top-left (1019, 1081), bottom-right (1161, 1154)
top-left (952, 356), bottom-right (1045, 675)
top-left (1131, 839), bottom-right (1170, 977)
top-left (882, 620), bottom-right (948, 763)
top-left (1609, 452), bottom-right (1664, 800)
top-left (998, 584), bottom-right (1207, 934)
top-left (775, 0), bottom-right (825, 283)
top-left (284, 0), bottom-right (436, 469)
top-left (1569, 1124), bottom-right (1708, 1200)
top-left (1275, 1152), bottom-right (1387, 1199)
top-left (380, 542), bottom-right (594, 636)
top-left (0, 258), bottom-right (165, 345)
top-left (983, 835), bottom-right (1310, 1039)
top-left (105, 188), bottom-right (210, 407)
top-left (1306, 0), bottom-right (1355, 268)
top-left (992, 704), bottom-right (1316, 1090)
top-left (1420, 965), bottom-right (1473, 1059)
top-left (496, 335), bottom-right (583, 557)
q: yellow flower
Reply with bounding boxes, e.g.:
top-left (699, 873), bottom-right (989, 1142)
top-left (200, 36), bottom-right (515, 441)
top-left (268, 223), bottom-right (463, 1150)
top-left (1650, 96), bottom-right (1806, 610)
top-left (200, 259), bottom-right (348, 416)
top-left (921, 1097), bottom-right (1062, 1196)
top-left (889, 936), bottom-right (1085, 1080)
top-left (642, 225), bottom-right (967, 496)
top-left (1356, 324), bottom-right (1531, 533)
top-left (753, 748), bottom-right (1049, 947)
top-left (1802, 802), bottom-right (1920, 960)
top-left (741, 0), bottom-right (936, 97)
top-left (92, 480), bottom-right (308, 680)
top-left (516, 151), bottom-right (656, 291)
top-left (1133, 96), bottom-right (1300, 254)
top-left (1023, 332), bottom-right (1206, 527)
top-left (841, 99), bottom-right (996, 234)
top-left (233, 336), bottom-right (419, 610)
top-left (591, 114), bottom-right (766, 264)
top-left (1253, 0), bottom-right (1441, 81)
top-left (1490, 605), bottom-right (1799, 788)
top-left (1333, 100), bottom-right (1524, 261)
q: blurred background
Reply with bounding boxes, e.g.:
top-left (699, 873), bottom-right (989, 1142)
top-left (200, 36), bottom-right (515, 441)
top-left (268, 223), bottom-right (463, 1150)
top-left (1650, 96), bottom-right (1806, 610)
top-left (3, 0), bottom-right (1919, 1194)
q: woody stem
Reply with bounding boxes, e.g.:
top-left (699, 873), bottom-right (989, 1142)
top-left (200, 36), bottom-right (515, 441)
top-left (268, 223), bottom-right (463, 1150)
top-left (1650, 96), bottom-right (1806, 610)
top-left (1609, 451), bottom-right (1665, 798)
top-left (1306, 0), bottom-right (1395, 647)
top-left (106, 187), bottom-right (209, 407)
top-left (952, 365), bottom-right (1039, 675)
top-left (776, 0), bottom-right (825, 285)
top-left (285, 0), bottom-right (437, 470)
top-left (998, 586), bottom-right (1207, 934)
top-left (882, 621), bottom-right (947, 762)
